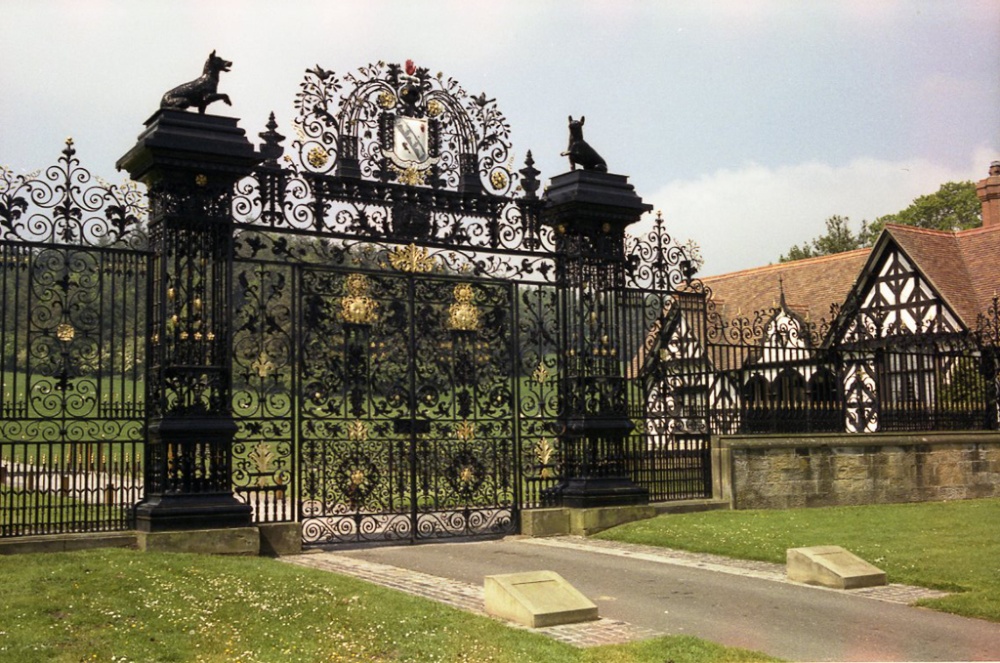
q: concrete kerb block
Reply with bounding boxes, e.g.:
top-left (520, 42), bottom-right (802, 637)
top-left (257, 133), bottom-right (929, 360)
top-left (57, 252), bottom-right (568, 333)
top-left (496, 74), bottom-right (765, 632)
top-left (0, 532), bottom-right (137, 555)
top-left (567, 505), bottom-right (657, 536)
top-left (787, 545), bottom-right (887, 589)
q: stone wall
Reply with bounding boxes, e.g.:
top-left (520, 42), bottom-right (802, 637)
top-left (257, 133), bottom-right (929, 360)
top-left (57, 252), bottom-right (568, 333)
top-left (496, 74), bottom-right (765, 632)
top-left (715, 432), bottom-right (1000, 510)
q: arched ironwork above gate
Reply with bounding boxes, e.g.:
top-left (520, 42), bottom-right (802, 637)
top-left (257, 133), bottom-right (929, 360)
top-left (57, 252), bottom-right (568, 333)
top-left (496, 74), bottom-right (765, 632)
top-left (292, 60), bottom-right (515, 195)
top-left (232, 60), bottom-right (558, 283)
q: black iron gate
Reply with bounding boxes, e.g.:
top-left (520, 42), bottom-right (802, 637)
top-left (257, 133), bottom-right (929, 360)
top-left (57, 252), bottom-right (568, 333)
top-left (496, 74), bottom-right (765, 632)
top-left (0, 141), bottom-right (148, 536)
top-left (296, 267), bottom-right (516, 543)
top-left (230, 241), bottom-right (533, 544)
top-left (3, 58), bottom-right (717, 543)
top-left (220, 60), bottom-right (717, 544)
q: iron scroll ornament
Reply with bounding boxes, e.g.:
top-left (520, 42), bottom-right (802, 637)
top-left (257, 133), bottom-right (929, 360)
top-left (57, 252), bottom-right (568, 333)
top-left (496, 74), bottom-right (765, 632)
top-left (0, 139), bottom-right (147, 248)
top-left (290, 60), bottom-right (516, 196)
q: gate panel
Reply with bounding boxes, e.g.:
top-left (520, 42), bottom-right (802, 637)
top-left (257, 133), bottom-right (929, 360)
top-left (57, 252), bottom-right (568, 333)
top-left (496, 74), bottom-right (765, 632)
top-left (513, 282), bottom-right (562, 508)
top-left (231, 254), bottom-right (295, 522)
top-left (299, 268), bottom-right (411, 542)
top-left (297, 268), bottom-right (516, 544)
top-left (409, 277), bottom-right (516, 539)
top-left (1, 242), bottom-right (147, 535)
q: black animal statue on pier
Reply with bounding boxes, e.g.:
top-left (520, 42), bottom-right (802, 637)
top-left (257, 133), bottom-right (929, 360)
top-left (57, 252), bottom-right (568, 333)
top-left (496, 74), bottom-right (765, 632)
top-left (561, 115), bottom-right (607, 172)
top-left (160, 50), bottom-right (233, 114)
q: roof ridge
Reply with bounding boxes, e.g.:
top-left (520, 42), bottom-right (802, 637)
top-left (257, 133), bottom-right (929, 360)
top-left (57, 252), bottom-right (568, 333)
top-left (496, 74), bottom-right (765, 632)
top-left (702, 247), bottom-right (869, 281)
top-left (884, 223), bottom-right (956, 237)
top-left (955, 224), bottom-right (1000, 237)
top-left (885, 223), bottom-right (998, 238)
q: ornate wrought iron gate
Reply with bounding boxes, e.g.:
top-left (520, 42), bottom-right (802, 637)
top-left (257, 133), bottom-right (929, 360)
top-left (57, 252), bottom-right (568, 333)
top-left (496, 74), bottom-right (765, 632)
top-left (0, 142), bottom-right (148, 536)
top-left (296, 268), bottom-right (517, 542)
top-left (3, 58), bottom-right (716, 543)
top-left (230, 239), bottom-right (555, 544)
top-left (218, 60), bottom-right (717, 544)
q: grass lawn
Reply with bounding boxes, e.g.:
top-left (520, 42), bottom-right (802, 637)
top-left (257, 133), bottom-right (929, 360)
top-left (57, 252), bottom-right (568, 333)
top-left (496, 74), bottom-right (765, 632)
top-left (0, 548), bottom-right (777, 663)
top-left (595, 498), bottom-right (1000, 623)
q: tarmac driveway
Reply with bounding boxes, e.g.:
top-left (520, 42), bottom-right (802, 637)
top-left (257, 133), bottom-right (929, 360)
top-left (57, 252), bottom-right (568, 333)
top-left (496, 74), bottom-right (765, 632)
top-left (293, 535), bottom-right (1000, 662)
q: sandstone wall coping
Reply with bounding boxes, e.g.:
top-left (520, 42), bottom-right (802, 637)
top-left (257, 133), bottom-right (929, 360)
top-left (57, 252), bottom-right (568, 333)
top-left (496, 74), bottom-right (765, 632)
top-left (718, 431), bottom-right (1000, 451)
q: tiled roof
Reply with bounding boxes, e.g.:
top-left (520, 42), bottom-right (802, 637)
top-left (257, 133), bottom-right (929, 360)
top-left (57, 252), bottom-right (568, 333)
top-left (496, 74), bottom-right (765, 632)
top-left (637, 223), bottom-right (1000, 376)
top-left (700, 248), bottom-right (869, 326)
top-left (883, 224), bottom-right (1000, 327)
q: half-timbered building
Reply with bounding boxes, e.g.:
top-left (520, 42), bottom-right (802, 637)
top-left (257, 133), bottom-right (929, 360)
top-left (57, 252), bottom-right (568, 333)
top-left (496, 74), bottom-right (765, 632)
top-left (643, 163), bottom-right (1000, 440)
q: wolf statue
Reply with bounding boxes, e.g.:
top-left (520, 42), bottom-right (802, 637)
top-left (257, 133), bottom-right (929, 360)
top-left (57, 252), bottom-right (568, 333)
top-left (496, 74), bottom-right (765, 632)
top-left (561, 116), bottom-right (607, 172)
top-left (160, 50), bottom-right (233, 114)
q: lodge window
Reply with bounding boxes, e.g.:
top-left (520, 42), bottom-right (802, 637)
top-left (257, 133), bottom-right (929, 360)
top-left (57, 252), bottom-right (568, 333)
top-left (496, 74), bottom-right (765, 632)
top-left (743, 374), bottom-right (770, 406)
top-left (808, 368), bottom-right (838, 404)
top-left (772, 368), bottom-right (806, 406)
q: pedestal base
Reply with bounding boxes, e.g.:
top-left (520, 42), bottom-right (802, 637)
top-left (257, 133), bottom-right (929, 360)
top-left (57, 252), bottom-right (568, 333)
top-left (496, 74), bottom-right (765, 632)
top-left (134, 493), bottom-right (253, 532)
top-left (137, 527), bottom-right (259, 556)
top-left (546, 477), bottom-right (649, 509)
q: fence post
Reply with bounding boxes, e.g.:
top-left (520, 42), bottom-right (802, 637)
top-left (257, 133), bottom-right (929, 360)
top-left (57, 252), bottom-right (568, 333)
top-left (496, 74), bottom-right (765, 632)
top-left (540, 169), bottom-right (651, 508)
top-left (117, 110), bottom-right (261, 531)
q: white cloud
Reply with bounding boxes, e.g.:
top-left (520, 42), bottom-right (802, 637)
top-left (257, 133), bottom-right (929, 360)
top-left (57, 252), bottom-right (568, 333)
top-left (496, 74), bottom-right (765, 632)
top-left (641, 147), bottom-right (998, 277)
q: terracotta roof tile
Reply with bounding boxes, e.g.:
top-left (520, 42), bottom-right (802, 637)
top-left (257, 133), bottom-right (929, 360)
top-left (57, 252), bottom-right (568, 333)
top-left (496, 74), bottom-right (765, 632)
top-left (885, 224), bottom-right (1000, 327)
top-left (700, 249), bottom-right (869, 325)
top-left (955, 226), bottom-right (1000, 325)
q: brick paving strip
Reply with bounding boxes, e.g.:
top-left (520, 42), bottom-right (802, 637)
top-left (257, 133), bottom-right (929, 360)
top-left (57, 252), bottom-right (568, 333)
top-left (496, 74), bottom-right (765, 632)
top-left (279, 535), bottom-right (949, 648)
top-left (279, 552), bottom-right (661, 647)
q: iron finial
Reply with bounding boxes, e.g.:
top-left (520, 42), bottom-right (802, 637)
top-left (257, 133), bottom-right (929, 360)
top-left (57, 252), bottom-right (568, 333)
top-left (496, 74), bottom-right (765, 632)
top-left (519, 150), bottom-right (541, 200)
top-left (259, 112), bottom-right (285, 167)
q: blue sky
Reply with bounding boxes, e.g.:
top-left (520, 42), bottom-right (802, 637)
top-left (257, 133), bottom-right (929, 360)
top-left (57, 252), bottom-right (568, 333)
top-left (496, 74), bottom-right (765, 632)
top-left (1, 0), bottom-right (997, 275)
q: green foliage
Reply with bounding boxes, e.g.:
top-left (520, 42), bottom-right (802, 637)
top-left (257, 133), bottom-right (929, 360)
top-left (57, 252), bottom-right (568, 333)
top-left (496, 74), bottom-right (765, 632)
top-left (0, 549), bottom-right (774, 662)
top-left (939, 356), bottom-right (990, 408)
top-left (779, 215), bottom-right (869, 262)
top-left (779, 181), bottom-right (982, 263)
top-left (867, 180), bottom-right (982, 238)
top-left (597, 498), bottom-right (1000, 622)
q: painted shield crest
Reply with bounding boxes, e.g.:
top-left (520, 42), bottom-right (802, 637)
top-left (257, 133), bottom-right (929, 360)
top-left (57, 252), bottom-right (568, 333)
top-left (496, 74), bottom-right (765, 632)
top-left (391, 116), bottom-right (433, 169)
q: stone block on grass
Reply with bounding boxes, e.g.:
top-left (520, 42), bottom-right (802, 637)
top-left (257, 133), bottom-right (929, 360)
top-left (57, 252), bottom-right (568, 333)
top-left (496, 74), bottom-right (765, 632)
top-left (485, 570), bottom-right (598, 628)
top-left (787, 545), bottom-right (887, 589)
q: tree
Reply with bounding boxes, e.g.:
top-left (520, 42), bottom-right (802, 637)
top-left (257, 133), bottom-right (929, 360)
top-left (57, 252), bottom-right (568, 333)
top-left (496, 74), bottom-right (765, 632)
top-left (779, 181), bottom-right (981, 263)
top-left (866, 180), bottom-right (981, 238)
top-left (779, 215), bottom-right (869, 262)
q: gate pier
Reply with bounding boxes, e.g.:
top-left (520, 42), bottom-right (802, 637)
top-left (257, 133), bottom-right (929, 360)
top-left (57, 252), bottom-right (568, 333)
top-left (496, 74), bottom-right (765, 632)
top-left (117, 110), bottom-right (261, 533)
top-left (542, 170), bottom-right (652, 508)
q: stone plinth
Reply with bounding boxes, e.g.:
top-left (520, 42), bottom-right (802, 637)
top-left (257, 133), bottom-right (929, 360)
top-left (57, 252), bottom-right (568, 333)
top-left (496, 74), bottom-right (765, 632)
top-left (787, 545), bottom-right (887, 589)
top-left (520, 504), bottom-right (658, 537)
top-left (485, 571), bottom-right (598, 627)
top-left (137, 527), bottom-right (260, 556)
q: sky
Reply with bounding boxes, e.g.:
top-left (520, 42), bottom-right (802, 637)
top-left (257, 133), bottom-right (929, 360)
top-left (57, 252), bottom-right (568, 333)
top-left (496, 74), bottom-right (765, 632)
top-left (1, 0), bottom-right (997, 276)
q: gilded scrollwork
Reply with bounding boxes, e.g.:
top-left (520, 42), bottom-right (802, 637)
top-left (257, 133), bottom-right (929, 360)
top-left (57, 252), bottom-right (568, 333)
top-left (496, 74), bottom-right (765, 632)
top-left (340, 274), bottom-right (379, 325)
top-left (448, 283), bottom-right (480, 332)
